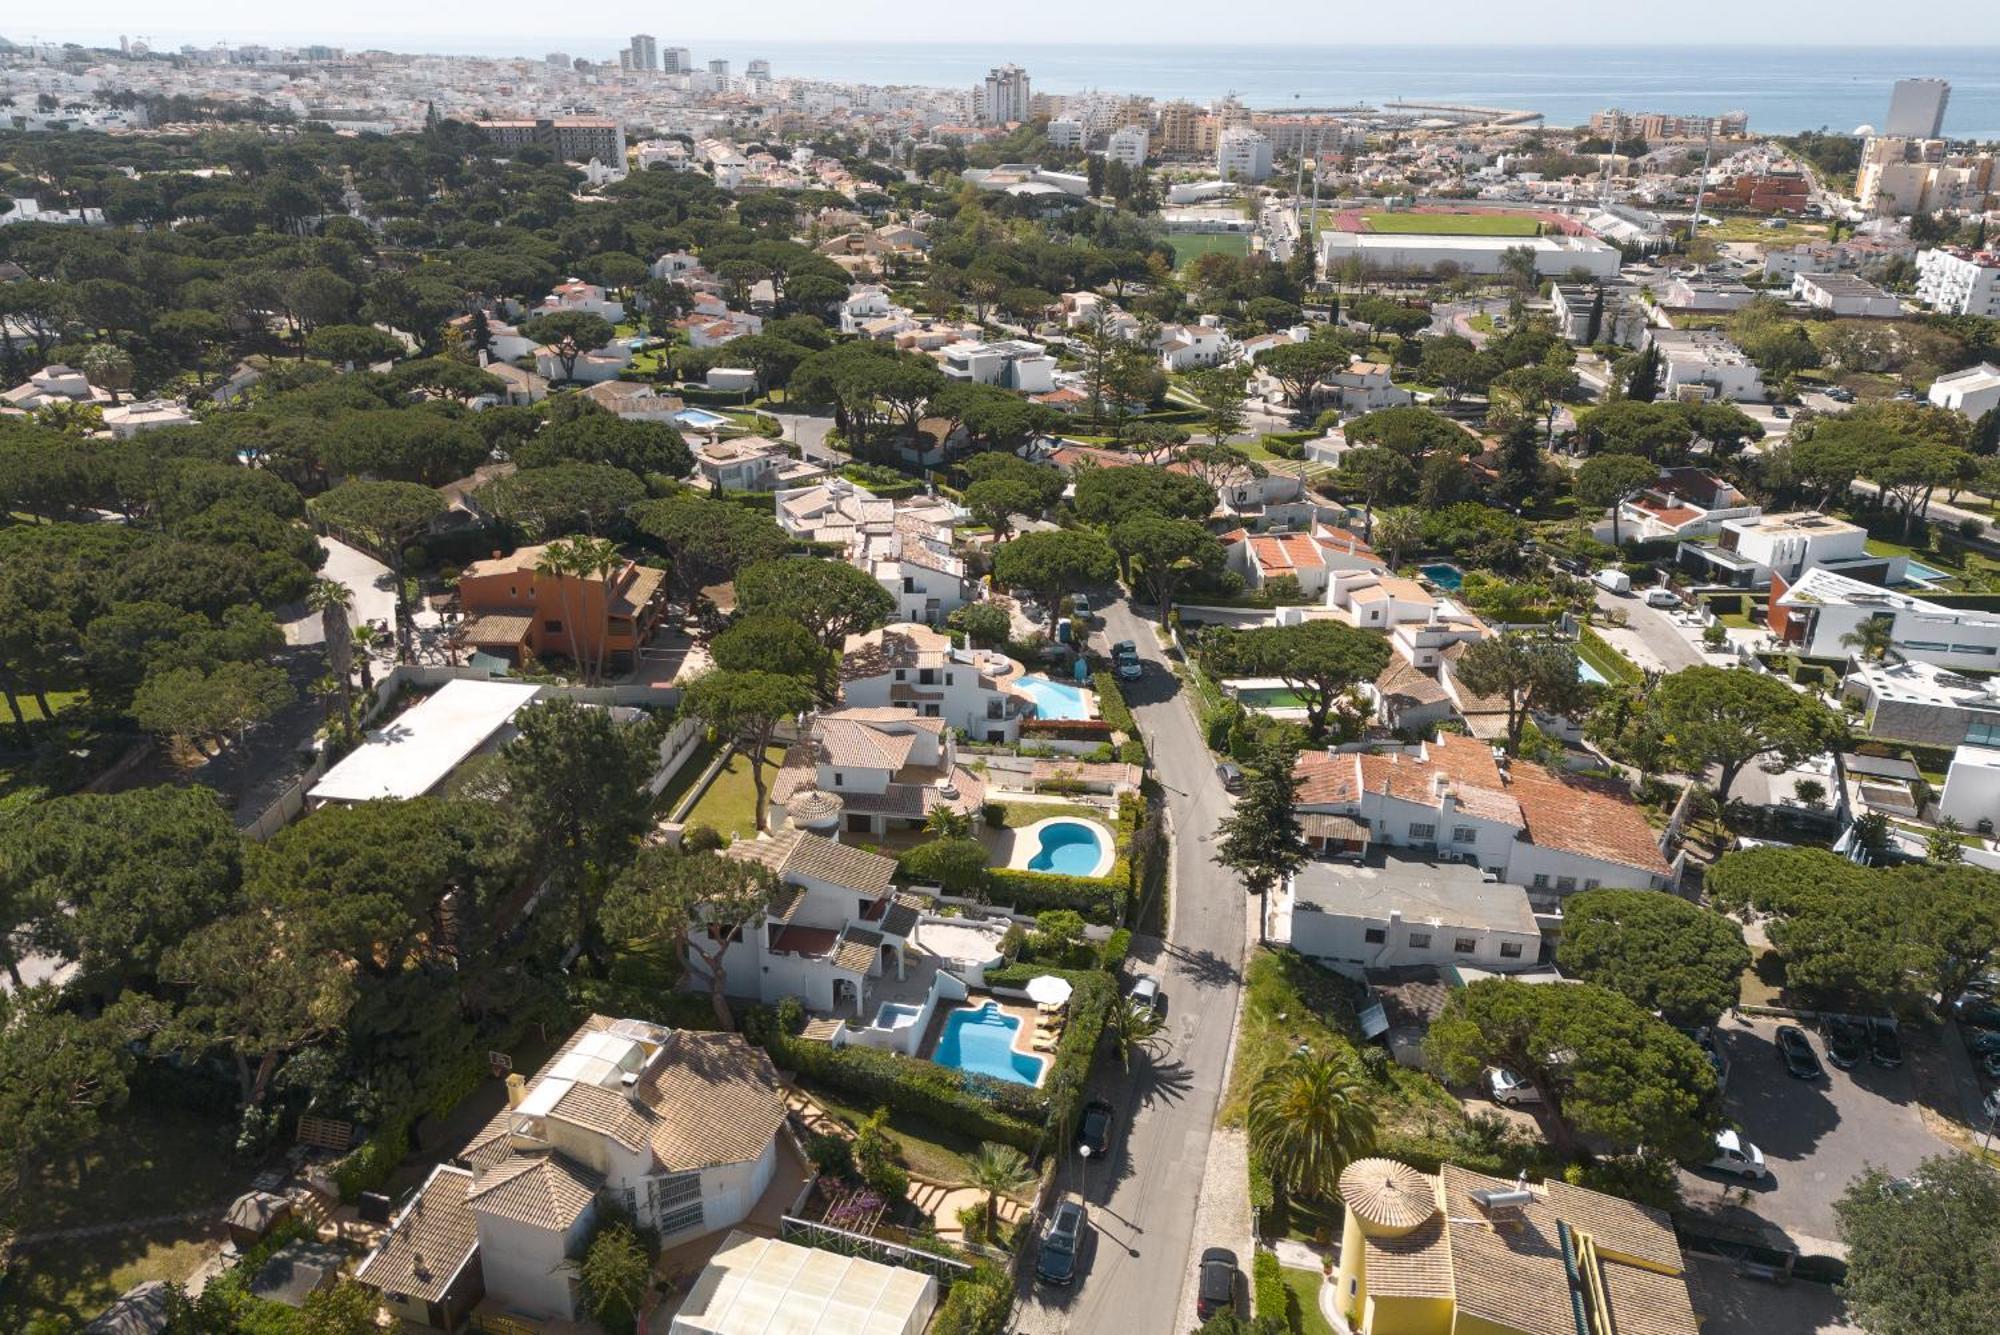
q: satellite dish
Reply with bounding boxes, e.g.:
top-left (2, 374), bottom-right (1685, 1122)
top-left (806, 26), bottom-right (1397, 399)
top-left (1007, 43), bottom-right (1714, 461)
top-left (1853, 124), bottom-right (1875, 137)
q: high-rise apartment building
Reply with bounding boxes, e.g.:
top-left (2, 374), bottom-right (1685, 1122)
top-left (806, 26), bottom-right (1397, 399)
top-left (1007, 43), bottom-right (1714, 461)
top-left (472, 118), bottom-right (626, 166)
top-left (1217, 127), bottom-right (1274, 183)
top-left (978, 64), bottom-right (1032, 126)
top-left (1885, 78), bottom-right (1950, 138)
top-left (664, 47), bottom-right (692, 74)
top-left (545, 52), bottom-right (569, 68)
top-left (628, 34), bottom-right (658, 72)
top-left (709, 59), bottom-right (731, 80)
top-left (746, 59), bottom-right (772, 81)
top-left (1156, 100), bottom-right (1205, 156)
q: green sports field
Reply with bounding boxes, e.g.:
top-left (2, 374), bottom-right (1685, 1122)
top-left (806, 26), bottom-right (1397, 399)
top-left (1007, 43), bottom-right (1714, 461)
top-left (1168, 232), bottom-right (1252, 267)
top-left (1361, 211), bottom-right (1543, 236)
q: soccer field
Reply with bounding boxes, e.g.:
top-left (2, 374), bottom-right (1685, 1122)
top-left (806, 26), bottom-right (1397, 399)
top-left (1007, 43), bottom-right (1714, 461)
top-left (1361, 211), bottom-right (1543, 236)
top-left (1168, 232), bottom-right (1252, 267)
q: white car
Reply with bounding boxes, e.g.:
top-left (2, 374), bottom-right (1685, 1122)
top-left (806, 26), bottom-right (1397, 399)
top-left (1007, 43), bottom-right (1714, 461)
top-left (1486, 1068), bottom-right (1541, 1106)
top-left (1706, 1129), bottom-right (1767, 1180)
top-left (1643, 587), bottom-right (1681, 609)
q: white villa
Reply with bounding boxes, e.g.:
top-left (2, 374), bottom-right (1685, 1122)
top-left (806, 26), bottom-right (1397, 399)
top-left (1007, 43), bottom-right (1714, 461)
top-left (768, 708), bottom-right (987, 839)
top-left (840, 623), bottom-right (1039, 742)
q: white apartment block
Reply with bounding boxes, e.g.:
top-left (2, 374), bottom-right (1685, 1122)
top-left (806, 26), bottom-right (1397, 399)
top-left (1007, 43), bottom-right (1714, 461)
top-left (1789, 271), bottom-right (1903, 318)
top-left (1216, 128), bottom-right (1274, 183)
top-left (1105, 126), bottom-right (1149, 168)
top-left (1047, 117), bottom-right (1084, 150)
top-left (1645, 329), bottom-right (1766, 403)
top-left (1885, 78), bottom-right (1950, 138)
top-left (1916, 247), bottom-right (2000, 318)
top-left (978, 64), bottom-right (1032, 126)
top-left (840, 623), bottom-right (1039, 742)
top-left (936, 339), bottom-right (1057, 393)
top-left (1677, 509), bottom-right (1885, 589)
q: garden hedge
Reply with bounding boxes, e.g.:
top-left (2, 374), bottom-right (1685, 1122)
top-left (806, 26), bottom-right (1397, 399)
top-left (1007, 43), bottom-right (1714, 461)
top-left (766, 1029), bottom-right (1044, 1151)
top-left (983, 964), bottom-right (1115, 1140)
top-left (1253, 1248), bottom-right (1288, 1326)
top-left (985, 866), bottom-right (1124, 921)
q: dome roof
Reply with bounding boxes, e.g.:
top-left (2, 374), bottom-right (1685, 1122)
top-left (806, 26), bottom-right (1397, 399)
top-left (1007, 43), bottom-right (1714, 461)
top-left (787, 788), bottom-right (844, 825)
top-left (1853, 125), bottom-right (1875, 138)
top-left (1338, 1158), bottom-right (1437, 1230)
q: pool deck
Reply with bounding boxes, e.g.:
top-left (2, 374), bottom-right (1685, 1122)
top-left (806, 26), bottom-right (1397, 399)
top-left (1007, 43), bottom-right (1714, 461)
top-left (916, 998), bottom-right (1051, 1088)
top-left (982, 814), bottom-right (1117, 879)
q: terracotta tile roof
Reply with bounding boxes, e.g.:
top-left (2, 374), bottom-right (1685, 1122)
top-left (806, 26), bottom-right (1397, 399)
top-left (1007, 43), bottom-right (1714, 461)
top-left (1437, 1163), bottom-right (1574, 1335)
top-left (834, 927), bottom-right (885, 973)
top-left (463, 1015), bottom-right (617, 1169)
top-left (1599, 1259), bottom-right (1700, 1335)
top-left (466, 1153), bottom-right (602, 1230)
top-left (1295, 750), bottom-right (1363, 806)
top-left (1630, 498), bottom-right (1702, 528)
top-left (1250, 533), bottom-right (1327, 576)
top-left (1540, 1179), bottom-right (1684, 1271)
top-left (1363, 1214), bottom-right (1454, 1299)
top-left (781, 832), bottom-right (898, 896)
top-left (547, 1080), bottom-right (650, 1153)
top-left (355, 1166), bottom-right (479, 1304)
top-left (636, 1033), bottom-right (788, 1171)
top-left (1377, 658), bottom-right (1449, 706)
top-left (1505, 764), bottom-right (1674, 880)
top-left (816, 717), bottom-right (919, 771)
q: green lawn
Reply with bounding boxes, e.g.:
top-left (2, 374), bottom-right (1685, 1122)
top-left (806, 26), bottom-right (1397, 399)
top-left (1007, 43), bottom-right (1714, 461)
top-left (1578, 626), bottom-right (1644, 688)
top-left (1168, 233), bottom-right (1252, 268)
top-left (798, 1079), bottom-right (997, 1188)
top-left (683, 742), bottom-right (791, 840)
top-left (1362, 211), bottom-right (1541, 237)
top-left (1698, 215), bottom-right (1831, 244)
top-left (7, 686), bottom-right (86, 722)
top-left (1282, 1266), bottom-right (1337, 1335)
top-left (0, 1108), bottom-right (247, 1329)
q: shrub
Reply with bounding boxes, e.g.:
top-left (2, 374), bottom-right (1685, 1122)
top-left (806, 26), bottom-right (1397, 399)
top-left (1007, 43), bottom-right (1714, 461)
top-left (681, 823), bottom-right (725, 853)
top-left (775, 995), bottom-right (806, 1036)
top-left (805, 1131), bottom-right (855, 1178)
top-left (931, 1263), bottom-right (1014, 1335)
top-left (980, 801), bottom-right (1009, 828)
top-left (1252, 1249), bottom-right (1288, 1324)
top-left (764, 1028), bottom-right (1043, 1150)
top-left (332, 1119), bottom-right (409, 1200)
top-left (1247, 1153), bottom-right (1275, 1212)
top-left (1098, 927), bottom-right (1133, 973)
top-left (985, 866), bottom-right (1123, 922)
top-left (1093, 672), bottom-right (1137, 734)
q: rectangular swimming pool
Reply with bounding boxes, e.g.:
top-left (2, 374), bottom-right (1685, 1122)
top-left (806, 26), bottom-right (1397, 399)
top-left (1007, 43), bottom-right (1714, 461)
top-left (674, 407), bottom-right (732, 430)
top-left (1418, 563), bottom-right (1465, 591)
top-left (1015, 673), bottom-right (1091, 721)
top-left (1904, 560), bottom-right (1952, 583)
top-left (933, 1002), bottom-right (1046, 1086)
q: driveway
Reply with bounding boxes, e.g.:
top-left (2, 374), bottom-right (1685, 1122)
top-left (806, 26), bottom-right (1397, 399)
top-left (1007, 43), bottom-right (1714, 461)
top-left (1013, 596), bottom-right (1247, 1335)
top-left (1592, 588), bottom-right (1705, 675)
top-left (1679, 1016), bottom-right (1954, 1256)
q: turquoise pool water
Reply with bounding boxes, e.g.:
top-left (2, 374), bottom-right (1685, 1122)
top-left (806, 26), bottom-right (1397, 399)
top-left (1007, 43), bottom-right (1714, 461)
top-left (1577, 658), bottom-right (1609, 686)
top-left (873, 1002), bottom-right (922, 1029)
top-left (1419, 563), bottom-right (1465, 591)
top-left (1016, 673), bottom-right (1090, 721)
top-left (934, 1002), bottom-right (1045, 1085)
top-left (675, 407), bottom-right (731, 430)
top-left (1028, 820), bottom-right (1111, 875)
top-left (1905, 560), bottom-right (1951, 583)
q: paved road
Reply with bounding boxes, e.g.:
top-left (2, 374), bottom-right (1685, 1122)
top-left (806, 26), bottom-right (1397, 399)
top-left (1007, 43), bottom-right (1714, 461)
top-left (1592, 588), bottom-right (1706, 675)
top-left (769, 410), bottom-right (840, 467)
top-left (1013, 597), bottom-right (1246, 1335)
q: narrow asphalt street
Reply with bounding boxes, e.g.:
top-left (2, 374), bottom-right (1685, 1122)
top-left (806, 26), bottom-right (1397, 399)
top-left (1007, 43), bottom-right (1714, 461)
top-left (1012, 596), bottom-right (1247, 1335)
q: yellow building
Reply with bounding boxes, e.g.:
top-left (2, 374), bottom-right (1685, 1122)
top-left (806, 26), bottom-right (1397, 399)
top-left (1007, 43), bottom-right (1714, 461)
top-left (1332, 1158), bottom-right (1699, 1335)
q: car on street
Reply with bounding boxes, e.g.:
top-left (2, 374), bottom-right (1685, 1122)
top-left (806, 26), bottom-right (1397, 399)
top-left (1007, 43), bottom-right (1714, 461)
top-left (1980, 1051), bottom-right (2000, 1080)
top-left (1215, 762), bottom-right (1244, 793)
top-left (1956, 998), bottom-right (2000, 1029)
top-left (1071, 594), bottom-right (1092, 620)
top-left (1773, 404), bottom-right (1790, 419)
top-left (1968, 1031), bottom-right (2000, 1056)
top-left (1128, 975), bottom-right (1162, 1015)
top-left (1487, 1067), bottom-right (1542, 1105)
top-left (1643, 587), bottom-right (1681, 608)
top-left (1076, 1099), bottom-right (1116, 1160)
top-left (1871, 1020), bottom-right (1903, 1069)
top-left (1824, 1018), bottom-right (1867, 1070)
top-left (1705, 1129), bottom-right (1769, 1180)
top-left (1195, 1248), bottom-right (1240, 1321)
top-left (1035, 1200), bottom-right (1087, 1286)
top-left (1776, 1025), bottom-right (1825, 1080)
top-left (1111, 639), bottom-right (1143, 680)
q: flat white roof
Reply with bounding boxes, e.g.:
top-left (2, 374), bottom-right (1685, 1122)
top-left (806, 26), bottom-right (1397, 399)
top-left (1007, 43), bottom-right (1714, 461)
top-left (310, 679), bottom-right (543, 803)
top-left (670, 1231), bottom-right (937, 1335)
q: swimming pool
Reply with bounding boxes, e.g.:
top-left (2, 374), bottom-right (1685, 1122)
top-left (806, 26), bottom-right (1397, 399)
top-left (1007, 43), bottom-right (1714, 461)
top-left (1015, 673), bottom-right (1091, 721)
top-left (1232, 684), bottom-right (1309, 710)
top-left (1027, 820), bottom-right (1113, 876)
top-left (1577, 658), bottom-right (1609, 686)
top-left (933, 1002), bottom-right (1046, 1086)
top-left (674, 407), bottom-right (731, 430)
top-left (1904, 560), bottom-right (1952, 583)
top-left (1419, 563), bottom-right (1465, 591)
top-left (872, 1002), bottom-right (922, 1030)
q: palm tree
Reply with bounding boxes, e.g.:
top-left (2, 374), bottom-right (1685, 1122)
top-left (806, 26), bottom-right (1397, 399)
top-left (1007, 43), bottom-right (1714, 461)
top-left (352, 624), bottom-right (384, 693)
top-left (1107, 995), bottom-right (1164, 1071)
top-left (1372, 507), bottom-right (1424, 572)
top-left (965, 1141), bottom-right (1034, 1241)
top-left (1246, 1052), bottom-right (1376, 1209)
top-left (307, 578), bottom-right (354, 734)
top-left (537, 535), bottom-right (625, 685)
top-left (1840, 615), bottom-right (1895, 663)
top-left (925, 806), bottom-right (972, 839)
top-left (80, 343), bottom-right (135, 405)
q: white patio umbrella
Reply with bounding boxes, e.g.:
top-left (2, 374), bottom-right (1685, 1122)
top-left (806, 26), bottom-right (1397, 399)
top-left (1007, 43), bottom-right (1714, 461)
top-left (1025, 974), bottom-right (1073, 1007)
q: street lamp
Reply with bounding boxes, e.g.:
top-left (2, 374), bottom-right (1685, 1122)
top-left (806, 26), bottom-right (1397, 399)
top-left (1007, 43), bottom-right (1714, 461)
top-left (1078, 1143), bottom-right (1091, 1202)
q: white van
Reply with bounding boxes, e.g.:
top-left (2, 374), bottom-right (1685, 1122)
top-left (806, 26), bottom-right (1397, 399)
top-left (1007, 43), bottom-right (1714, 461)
top-left (1592, 569), bottom-right (1632, 595)
top-left (1643, 587), bottom-right (1680, 609)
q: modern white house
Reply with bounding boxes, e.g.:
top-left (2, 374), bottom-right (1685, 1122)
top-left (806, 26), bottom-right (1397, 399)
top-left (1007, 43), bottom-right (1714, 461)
top-left (1291, 734), bottom-right (1675, 897)
top-left (1916, 247), bottom-right (2000, 318)
top-left (1841, 656), bottom-right (2000, 749)
top-left (1929, 363), bottom-right (2000, 422)
top-left (1939, 744), bottom-right (2000, 832)
top-left (688, 437), bottom-right (813, 492)
top-left (1320, 231), bottom-right (1621, 279)
top-left (671, 1232), bottom-right (938, 1335)
top-left (1646, 329), bottom-right (1766, 403)
top-left (537, 278), bottom-right (626, 324)
top-left (1283, 856), bottom-right (1544, 977)
top-left (356, 1015), bottom-right (790, 1325)
top-left (935, 339), bottom-right (1056, 392)
top-left (1677, 510), bottom-right (1892, 589)
top-left (1156, 320), bottom-right (1232, 371)
top-left (1773, 566), bottom-right (2000, 671)
top-left (1789, 271), bottom-right (1904, 318)
top-left (768, 708), bottom-right (987, 838)
top-left (1, 363), bottom-right (113, 414)
top-left (310, 681), bottom-right (546, 805)
top-left (101, 398), bottom-right (196, 437)
top-left (839, 623), bottom-right (1039, 742)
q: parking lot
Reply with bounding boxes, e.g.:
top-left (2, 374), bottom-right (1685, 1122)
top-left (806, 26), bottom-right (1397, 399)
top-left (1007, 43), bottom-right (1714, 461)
top-left (1679, 1016), bottom-right (1954, 1251)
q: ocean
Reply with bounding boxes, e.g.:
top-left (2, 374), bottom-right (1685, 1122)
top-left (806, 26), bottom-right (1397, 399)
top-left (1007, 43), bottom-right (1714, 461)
top-left (54, 36), bottom-right (2000, 137)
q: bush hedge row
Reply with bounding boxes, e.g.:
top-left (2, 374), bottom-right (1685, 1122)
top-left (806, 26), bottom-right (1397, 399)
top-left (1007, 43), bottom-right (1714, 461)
top-left (1253, 1248), bottom-right (1289, 1327)
top-left (766, 1028), bottom-right (1044, 1151)
top-left (985, 866), bottom-right (1124, 921)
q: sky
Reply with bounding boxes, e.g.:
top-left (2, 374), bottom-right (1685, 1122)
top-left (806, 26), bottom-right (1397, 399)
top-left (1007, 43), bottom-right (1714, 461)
top-left (20, 1), bottom-right (2000, 51)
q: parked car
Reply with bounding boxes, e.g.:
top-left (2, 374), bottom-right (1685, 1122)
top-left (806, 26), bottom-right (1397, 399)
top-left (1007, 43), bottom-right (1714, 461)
top-left (1706, 1129), bottom-right (1768, 1180)
top-left (1871, 1019), bottom-right (1903, 1069)
top-left (1966, 1031), bottom-right (2000, 1056)
top-left (1076, 1099), bottom-right (1116, 1159)
top-left (1979, 1051), bottom-right (2000, 1080)
top-left (1070, 594), bottom-right (1092, 620)
top-left (1487, 1067), bottom-right (1542, 1105)
top-left (1112, 641), bottom-right (1143, 681)
top-left (1128, 975), bottom-right (1163, 1015)
top-left (1776, 1025), bottom-right (1826, 1080)
top-left (1195, 1248), bottom-right (1240, 1321)
top-left (1215, 762), bottom-right (1245, 793)
top-left (1773, 404), bottom-right (1790, 419)
top-left (1956, 998), bottom-right (2000, 1029)
top-left (1592, 568), bottom-right (1632, 595)
top-left (1824, 1018), bottom-right (1867, 1070)
top-left (1035, 1200), bottom-right (1087, 1286)
top-left (1643, 587), bottom-right (1681, 608)
top-left (1111, 640), bottom-right (1137, 660)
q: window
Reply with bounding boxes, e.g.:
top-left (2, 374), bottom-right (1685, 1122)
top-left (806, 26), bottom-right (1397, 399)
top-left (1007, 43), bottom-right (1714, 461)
top-left (1364, 928), bottom-right (1387, 944)
top-left (894, 669), bottom-right (906, 681)
top-left (1583, 878), bottom-right (1601, 891)
top-left (1970, 720), bottom-right (2000, 747)
top-left (1952, 644), bottom-right (1999, 656)
top-left (1532, 874), bottom-right (1551, 890)
top-left (543, 619), bottom-right (563, 633)
top-left (652, 1171), bottom-right (704, 1237)
top-left (832, 772), bottom-right (843, 787)
top-left (902, 577), bottom-right (916, 593)
top-left (945, 673), bottom-right (955, 686)
top-left (1454, 937), bottom-right (1476, 954)
top-left (1407, 931), bottom-right (1432, 949)
top-left (1903, 639), bottom-right (1949, 651)
top-left (1452, 825), bottom-right (1478, 844)
top-left (1408, 822), bottom-right (1436, 840)
top-left (1556, 876), bottom-right (1577, 893)
top-left (1499, 942), bottom-right (1524, 959)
